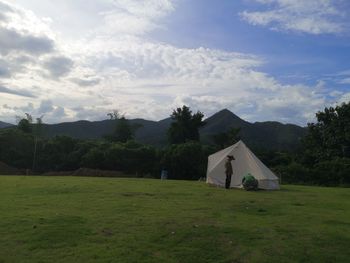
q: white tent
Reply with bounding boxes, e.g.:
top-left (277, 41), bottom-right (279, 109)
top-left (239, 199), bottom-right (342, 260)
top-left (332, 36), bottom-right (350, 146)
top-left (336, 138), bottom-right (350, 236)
top-left (206, 140), bottom-right (280, 190)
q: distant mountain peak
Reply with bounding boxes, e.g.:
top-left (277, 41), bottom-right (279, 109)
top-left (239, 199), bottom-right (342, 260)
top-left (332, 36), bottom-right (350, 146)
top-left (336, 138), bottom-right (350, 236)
top-left (207, 108), bottom-right (247, 123)
top-left (219, 108), bottom-right (233, 114)
top-left (201, 109), bottom-right (250, 137)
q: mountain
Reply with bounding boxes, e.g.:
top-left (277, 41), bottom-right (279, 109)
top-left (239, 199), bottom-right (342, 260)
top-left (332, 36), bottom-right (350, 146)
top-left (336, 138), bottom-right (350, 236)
top-left (40, 118), bottom-right (170, 146)
top-left (201, 109), bottom-right (250, 132)
top-left (249, 121), bottom-right (306, 150)
top-left (0, 121), bottom-right (13, 129)
top-left (201, 109), bottom-right (306, 151)
top-left (0, 109), bottom-right (306, 151)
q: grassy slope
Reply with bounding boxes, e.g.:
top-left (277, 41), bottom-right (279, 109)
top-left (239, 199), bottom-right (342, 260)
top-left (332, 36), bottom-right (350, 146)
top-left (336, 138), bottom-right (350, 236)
top-left (0, 176), bottom-right (349, 263)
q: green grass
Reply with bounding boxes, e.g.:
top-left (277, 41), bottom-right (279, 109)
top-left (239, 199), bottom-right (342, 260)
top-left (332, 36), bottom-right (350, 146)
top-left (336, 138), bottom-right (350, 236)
top-left (0, 176), bottom-right (349, 263)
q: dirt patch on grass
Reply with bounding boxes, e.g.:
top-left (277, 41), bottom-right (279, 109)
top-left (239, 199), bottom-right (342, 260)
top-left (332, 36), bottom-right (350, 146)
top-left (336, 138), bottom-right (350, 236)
top-left (41, 168), bottom-right (129, 177)
top-left (101, 228), bottom-right (114, 237)
top-left (121, 192), bottom-right (156, 197)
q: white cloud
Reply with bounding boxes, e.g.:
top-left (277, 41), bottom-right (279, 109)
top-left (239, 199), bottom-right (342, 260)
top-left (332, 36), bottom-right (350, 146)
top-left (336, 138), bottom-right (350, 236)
top-left (42, 56), bottom-right (74, 79)
top-left (327, 69), bottom-right (350, 85)
top-left (339, 92), bottom-right (350, 104)
top-left (0, 0), bottom-right (88, 80)
top-left (339, 78), bottom-right (350, 84)
top-left (38, 99), bottom-right (54, 114)
top-left (0, 0), bottom-right (346, 126)
top-left (241, 0), bottom-right (346, 34)
top-left (336, 70), bottom-right (350, 84)
top-left (1, 100), bottom-right (70, 123)
top-left (52, 106), bottom-right (66, 118)
top-left (0, 84), bottom-right (36, 98)
top-left (70, 77), bottom-right (101, 87)
top-left (99, 0), bottom-right (174, 35)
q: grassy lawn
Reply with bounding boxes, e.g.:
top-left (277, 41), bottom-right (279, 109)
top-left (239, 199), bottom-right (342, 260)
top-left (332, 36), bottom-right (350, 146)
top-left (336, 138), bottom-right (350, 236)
top-left (0, 176), bottom-right (349, 263)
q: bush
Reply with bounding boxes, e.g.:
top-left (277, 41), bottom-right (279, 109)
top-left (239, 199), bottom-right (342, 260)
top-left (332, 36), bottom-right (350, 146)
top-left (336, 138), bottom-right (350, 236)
top-left (274, 162), bottom-right (312, 184)
top-left (81, 147), bottom-right (105, 169)
top-left (83, 141), bottom-right (159, 176)
top-left (312, 158), bottom-right (350, 186)
top-left (274, 158), bottom-right (350, 186)
top-left (161, 142), bottom-right (208, 180)
top-left (38, 136), bottom-right (88, 171)
top-left (0, 129), bottom-right (34, 169)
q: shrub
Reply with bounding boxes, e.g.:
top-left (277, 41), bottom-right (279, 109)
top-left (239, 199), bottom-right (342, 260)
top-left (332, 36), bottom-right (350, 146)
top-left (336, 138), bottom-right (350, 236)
top-left (161, 142), bottom-right (207, 180)
top-left (274, 162), bottom-right (311, 184)
top-left (273, 158), bottom-right (350, 186)
top-left (312, 158), bottom-right (350, 186)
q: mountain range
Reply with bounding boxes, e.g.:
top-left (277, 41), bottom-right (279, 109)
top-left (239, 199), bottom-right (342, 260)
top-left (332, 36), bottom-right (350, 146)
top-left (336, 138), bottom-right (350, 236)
top-left (0, 109), bottom-right (306, 151)
top-left (200, 109), bottom-right (306, 150)
top-left (0, 121), bottom-right (13, 129)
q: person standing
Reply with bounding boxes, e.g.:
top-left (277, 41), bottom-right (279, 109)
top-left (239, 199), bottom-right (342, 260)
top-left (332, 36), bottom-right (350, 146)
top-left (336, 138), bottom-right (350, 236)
top-left (225, 155), bottom-right (235, 189)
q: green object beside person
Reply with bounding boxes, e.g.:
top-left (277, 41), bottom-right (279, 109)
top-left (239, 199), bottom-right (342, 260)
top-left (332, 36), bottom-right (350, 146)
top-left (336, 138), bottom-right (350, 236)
top-left (242, 173), bottom-right (258, 190)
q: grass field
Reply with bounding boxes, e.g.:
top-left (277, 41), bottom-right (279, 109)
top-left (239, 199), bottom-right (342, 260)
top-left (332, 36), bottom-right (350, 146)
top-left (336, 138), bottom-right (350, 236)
top-left (0, 176), bottom-right (349, 263)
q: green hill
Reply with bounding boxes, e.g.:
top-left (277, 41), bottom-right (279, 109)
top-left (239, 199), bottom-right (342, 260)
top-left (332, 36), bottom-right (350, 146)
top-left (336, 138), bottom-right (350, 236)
top-left (0, 121), bottom-right (13, 129)
top-left (201, 109), bottom-right (306, 151)
top-left (40, 118), bottom-right (171, 146)
top-left (1, 109), bottom-right (306, 150)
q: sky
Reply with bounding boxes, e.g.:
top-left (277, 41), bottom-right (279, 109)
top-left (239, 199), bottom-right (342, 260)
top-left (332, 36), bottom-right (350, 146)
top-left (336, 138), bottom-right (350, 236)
top-left (0, 0), bottom-right (349, 125)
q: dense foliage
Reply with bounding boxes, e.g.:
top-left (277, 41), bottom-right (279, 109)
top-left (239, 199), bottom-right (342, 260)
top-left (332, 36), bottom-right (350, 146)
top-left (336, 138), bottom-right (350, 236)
top-left (160, 142), bottom-right (215, 180)
top-left (0, 128), bottom-right (214, 179)
top-left (167, 105), bottom-right (205, 144)
top-left (104, 111), bottom-right (141, 143)
top-left (2, 134), bottom-right (156, 176)
top-left (0, 129), bottom-right (34, 168)
top-left (0, 103), bottom-right (349, 186)
top-left (302, 102), bottom-right (350, 164)
top-left (212, 127), bottom-right (241, 149)
top-left (274, 102), bottom-right (350, 186)
top-left (274, 158), bottom-right (350, 186)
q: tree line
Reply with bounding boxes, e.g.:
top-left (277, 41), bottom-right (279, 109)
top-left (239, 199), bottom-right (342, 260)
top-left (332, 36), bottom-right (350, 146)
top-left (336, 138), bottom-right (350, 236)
top-left (274, 102), bottom-right (350, 186)
top-left (0, 103), bottom-right (349, 186)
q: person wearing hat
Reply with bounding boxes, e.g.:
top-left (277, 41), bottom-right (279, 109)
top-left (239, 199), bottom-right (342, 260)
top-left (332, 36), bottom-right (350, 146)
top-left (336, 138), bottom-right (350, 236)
top-left (225, 155), bottom-right (235, 189)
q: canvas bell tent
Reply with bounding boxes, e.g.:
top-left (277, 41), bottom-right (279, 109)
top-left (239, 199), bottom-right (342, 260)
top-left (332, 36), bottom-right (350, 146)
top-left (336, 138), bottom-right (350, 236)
top-left (206, 140), bottom-right (280, 190)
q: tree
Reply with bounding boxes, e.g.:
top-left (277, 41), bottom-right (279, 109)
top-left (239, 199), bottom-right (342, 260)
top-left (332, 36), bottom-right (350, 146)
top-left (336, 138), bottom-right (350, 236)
top-left (302, 101), bottom-right (350, 165)
top-left (0, 129), bottom-right (34, 169)
top-left (212, 127), bottom-right (241, 149)
top-left (17, 113), bottom-right (33, 133)
top-left (32, 115), bottom-right (44, 171)
top-left (113, 117), bottom-right (134, 143)
top-left (39, 136), bottom-right (83, 171)
top-left (167, 105), bottom-right (206, 144)
top-left (17, 119), bottom-right (32, 133)
top-left (105, 110), bottom-right (141, 143)
top-left (107, 110), bottom-right (122, 120)
top-left (161, 142), bottom-right (207, 180)
top-left (15, 113), bottom-right (45, 171)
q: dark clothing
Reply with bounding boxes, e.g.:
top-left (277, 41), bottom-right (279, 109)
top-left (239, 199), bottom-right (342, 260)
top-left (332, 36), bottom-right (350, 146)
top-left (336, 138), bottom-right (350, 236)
top-left (225, 159), bottom-right (233, 175)
top-left (225, 159), bottom-right (233, 189)
top-left (225, 172), bottom-right (231, 189)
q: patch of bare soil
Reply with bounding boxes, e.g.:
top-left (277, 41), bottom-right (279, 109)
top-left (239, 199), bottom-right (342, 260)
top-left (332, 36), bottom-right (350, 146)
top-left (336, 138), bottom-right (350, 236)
top-left (41, 168), bottom-right (129, 177)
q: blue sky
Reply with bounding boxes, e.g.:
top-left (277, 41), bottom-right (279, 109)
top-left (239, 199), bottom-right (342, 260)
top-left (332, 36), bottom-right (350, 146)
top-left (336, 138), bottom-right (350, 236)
top-left (0, 0), bottom-right (349, 125)
top-left (156, 0), bottom-right (350, 86)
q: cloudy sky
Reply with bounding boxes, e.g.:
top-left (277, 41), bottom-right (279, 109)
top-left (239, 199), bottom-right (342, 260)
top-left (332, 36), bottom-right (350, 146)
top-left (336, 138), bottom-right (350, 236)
top-left (0, 0), bottom-right (349, 125)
